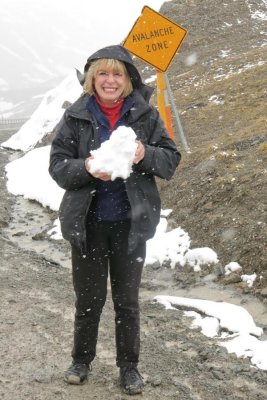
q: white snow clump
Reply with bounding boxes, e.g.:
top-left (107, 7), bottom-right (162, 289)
top-left (88, 126), bottom-right (138, 180)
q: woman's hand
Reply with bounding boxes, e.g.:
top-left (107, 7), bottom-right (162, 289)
top-left (84, 156), bottom-right (111, 181)
top-left (133, 140), bottom-right (145, 164)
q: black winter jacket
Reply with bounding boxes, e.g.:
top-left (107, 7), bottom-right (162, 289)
top-left (49, 89), bottom-right (180, 253)
top-left (49, 45), bottom-right (181, 253)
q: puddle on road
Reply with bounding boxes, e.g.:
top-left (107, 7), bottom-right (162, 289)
top-left (4, 194), bottom-right (267, 329)
top-left (140, 279), bottom-right (267, 329)
top-left (5, 196), bottom-right (71, 269)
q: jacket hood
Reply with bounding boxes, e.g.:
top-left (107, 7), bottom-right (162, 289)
top-left (76, 45), bottom-right (154, 102)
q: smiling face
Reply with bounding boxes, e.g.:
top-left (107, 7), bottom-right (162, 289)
top-left (84, 59), bottom-right (133, 105)
top-left (94, 67), bottom-right (127, 106)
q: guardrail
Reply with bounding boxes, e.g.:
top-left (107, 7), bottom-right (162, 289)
top-left (0, 118), bottom-right (30, 133)
top-left (0, 118), bottom-right (29, 125)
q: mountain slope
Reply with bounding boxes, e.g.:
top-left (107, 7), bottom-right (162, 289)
top-left (155, 0), bottom-right (267, 298)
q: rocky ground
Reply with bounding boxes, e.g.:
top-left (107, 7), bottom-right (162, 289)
top-left (1, 0), bottom-right (267, 399)
top-left (1, 136), bottom-right (267, 400)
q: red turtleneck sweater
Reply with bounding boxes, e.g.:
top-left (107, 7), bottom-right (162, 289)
top-left (95, 95), bottom-right (124, 131)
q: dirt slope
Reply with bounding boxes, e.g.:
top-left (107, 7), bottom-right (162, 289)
top-left (151, 0), bottom-right (267, 299)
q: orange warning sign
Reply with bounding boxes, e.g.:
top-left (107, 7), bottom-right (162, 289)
top-left (123, 6), bottom-right (187, 72)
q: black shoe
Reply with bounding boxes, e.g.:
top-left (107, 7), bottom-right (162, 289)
top-left (120, 366), bottom-right (144, 395)
top-left (64, 362), bottom-right (90, 385)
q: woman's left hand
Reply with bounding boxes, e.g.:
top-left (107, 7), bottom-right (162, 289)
top-left (133, 140), bottom-right (145, 164)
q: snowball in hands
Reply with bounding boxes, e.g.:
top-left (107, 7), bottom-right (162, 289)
top-left (88, 126), bottom-right (138, 180)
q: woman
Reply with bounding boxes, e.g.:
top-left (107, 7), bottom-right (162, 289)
top-left (49, 45), bottom-right (181, 395)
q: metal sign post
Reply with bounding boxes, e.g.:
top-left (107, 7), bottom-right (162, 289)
top-left (156, 71), bottom-right (174, 139)
top-left (164, 73), bottom-right (190, 152)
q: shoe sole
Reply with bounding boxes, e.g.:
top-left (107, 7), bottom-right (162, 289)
top-left (122, 386), bottom-right (143, 395)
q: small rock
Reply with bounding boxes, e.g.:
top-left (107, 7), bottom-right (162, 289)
top-left (212, 370), bottom-right (224, 380)
top-left (260, 287), bottom-right (267, 297)
top-left (150, 376), bottom-right (162, 387)
top-left (150, 260), bottom-right (161, 270)
top-left (34, 376), bottom-right (51, 384)
top-left (7, 298), bottom-right (17, 304)
top-left (12, 231), bottom-right (25, 237)
top-left (32, 231), bottom-right (46, 240)
top-left (202, 201), bottom-right (213, 210)
top-left (213, 262), bottom-right (225, 276)
top-left (198, 349), bottom-right (211, 361)
top-left (222, 273), bottom-right (242, 284)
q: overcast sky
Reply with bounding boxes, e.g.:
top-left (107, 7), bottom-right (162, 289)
top-left (0, 0), bottom-right (166, 91)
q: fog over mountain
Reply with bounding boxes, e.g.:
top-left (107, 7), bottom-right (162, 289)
top-left (0, 0), bottom-right (166, 117)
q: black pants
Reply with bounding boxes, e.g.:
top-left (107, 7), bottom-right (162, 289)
top-left (71, 219), bottom-right (146, 367)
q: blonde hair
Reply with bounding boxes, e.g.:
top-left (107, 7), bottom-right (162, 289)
top-left (83, 59), bottom-right (133, 97)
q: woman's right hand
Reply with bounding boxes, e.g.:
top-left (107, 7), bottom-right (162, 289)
top-left (85, 156), bottom-right (111, 181)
